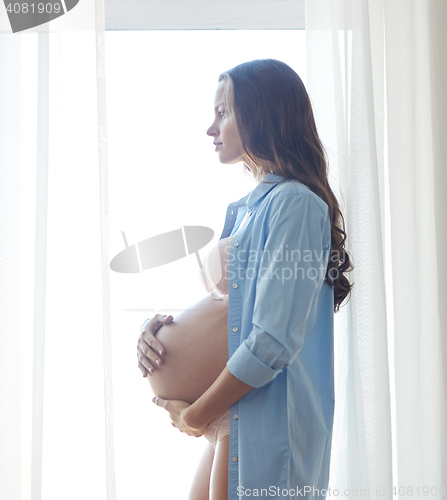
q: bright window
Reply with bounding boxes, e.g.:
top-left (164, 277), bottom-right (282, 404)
top-left (105, 29), bottom-right (306, 499)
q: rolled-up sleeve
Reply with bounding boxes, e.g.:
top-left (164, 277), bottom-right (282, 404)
top-left (226, 192), bottom-right (331, 388)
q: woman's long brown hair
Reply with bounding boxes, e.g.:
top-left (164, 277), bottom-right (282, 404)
top-left (219, 59), bottom-right (354, 313)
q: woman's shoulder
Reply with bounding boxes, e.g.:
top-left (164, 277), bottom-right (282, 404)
top-left (265, 178), bottom-right (329, 217)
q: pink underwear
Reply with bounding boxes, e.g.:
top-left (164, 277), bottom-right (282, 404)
top-left (203, 409), bottom-right (230, 449)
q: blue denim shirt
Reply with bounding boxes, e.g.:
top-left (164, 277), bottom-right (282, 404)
top-left (222, 173), bottom-right (334, 500)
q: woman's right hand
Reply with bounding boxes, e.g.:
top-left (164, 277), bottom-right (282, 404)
top-left (137, 314), bottom-right (174, 377)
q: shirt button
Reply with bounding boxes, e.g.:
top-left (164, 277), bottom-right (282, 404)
top-left (233, 414), bottom-right (239, 420)
top-left (232, 326), bottom-right (238, 332)
top-left (248, 211), bottom-right (252, 216)
top-left (233, 456), bottom-right (238, 462)
top-left (234, 242), bottom-right (239, 247)
top-left (232, 283), bottom-right (238, 289)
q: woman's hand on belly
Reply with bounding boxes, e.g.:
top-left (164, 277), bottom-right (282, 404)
top-left (137, 314), bottom-right (174, 376)
top-left (152, 396), bottom-right (208, 438)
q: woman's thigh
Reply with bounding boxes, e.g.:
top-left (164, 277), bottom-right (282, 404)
top-left (210, 435), bottom-right (229, 500)
top-left (188, 442), bottom-right (215, 500)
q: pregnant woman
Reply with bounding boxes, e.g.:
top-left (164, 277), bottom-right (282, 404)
top-left (136, 59), bottom-right (353, 500)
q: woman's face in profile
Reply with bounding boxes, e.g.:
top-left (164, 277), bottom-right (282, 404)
top-left (206, 80), bottom-right (244, 165)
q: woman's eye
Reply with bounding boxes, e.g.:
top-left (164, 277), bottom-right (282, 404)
top-left (218, 110), bottom-right (225, 117)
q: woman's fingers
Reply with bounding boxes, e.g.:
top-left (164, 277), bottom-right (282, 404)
top-left (137, 351), bottom-right (155, 376)
top-left (137, 314), bottom-right (174, 375)
top-left (141, 314), bottom-right (173, 355)
top-left (138, 339), bottom-right (162, 371)
top-left (138, 358), bottom-right (149, 377)
top-left (152, 396), bottom-right (169, 411)
top-left (152, 397), bottom-right (202, 437)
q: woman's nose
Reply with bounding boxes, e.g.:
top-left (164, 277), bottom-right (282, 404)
top-left (206, 122), bottom-right (217, 137)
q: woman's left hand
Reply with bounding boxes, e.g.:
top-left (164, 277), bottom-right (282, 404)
top-left (152, 397), bottom-right (208, 438)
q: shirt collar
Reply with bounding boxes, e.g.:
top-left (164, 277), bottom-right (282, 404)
top-left (231, 173), bottom-right (288, 211)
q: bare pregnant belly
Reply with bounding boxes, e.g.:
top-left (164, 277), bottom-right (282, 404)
top-left (147, 292), bottom-right (229, 404)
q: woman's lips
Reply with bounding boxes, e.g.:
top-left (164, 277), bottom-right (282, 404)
top-left (215, 143), bottom-right (223, 151)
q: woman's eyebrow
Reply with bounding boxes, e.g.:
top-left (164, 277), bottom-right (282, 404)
top-left (214, 102), bottom-right (225, 110)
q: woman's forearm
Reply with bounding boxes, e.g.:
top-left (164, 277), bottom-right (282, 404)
top-left (184, 366), bottom-right (254, 431)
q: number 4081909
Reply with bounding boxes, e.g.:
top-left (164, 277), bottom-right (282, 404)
top-left (5, 2), bottom-right (62, 14)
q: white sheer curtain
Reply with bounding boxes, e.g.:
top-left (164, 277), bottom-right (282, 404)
top-left (0, 1), bottom-right (115, 499)
top-left (306, 0), bottom-right (447, 497)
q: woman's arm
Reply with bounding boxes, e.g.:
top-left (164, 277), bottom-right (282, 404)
top-left (152, 367), bottom-right (253, 435)
top-left (225, 192), bottom-right (331, 389)
top-left (184, 367), bottom-right (254, 430)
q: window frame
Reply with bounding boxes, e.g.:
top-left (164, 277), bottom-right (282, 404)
top-left (104, 0), bottom-right (305, 30)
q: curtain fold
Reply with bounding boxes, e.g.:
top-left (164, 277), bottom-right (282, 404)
top-left (94, 0), bottom-right (116, 498)
top-left (0, 1), bottom-right (115, 498)
top-left (384, 0), bottom-right (446, 490)
top-left (31, 31), bottom-right (49, 500)
top-left (0, 26), bottom-right (22, 500)
top-left (306, 0), bottom-right (447, 497)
